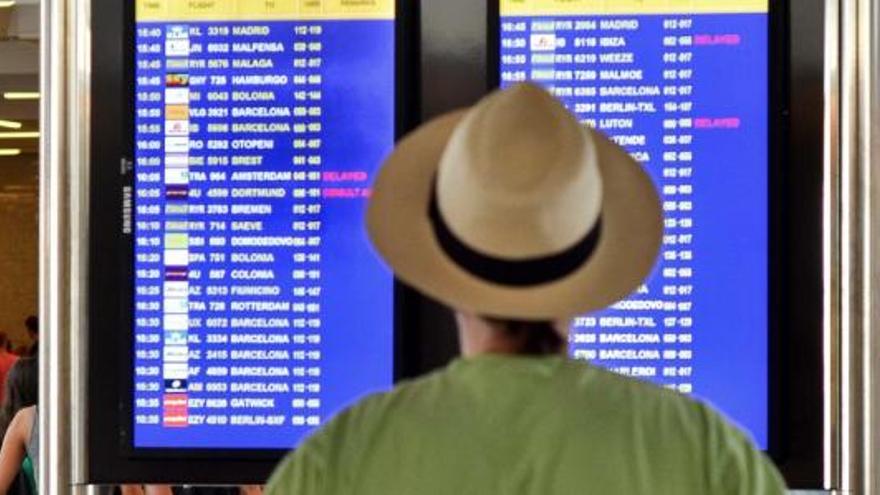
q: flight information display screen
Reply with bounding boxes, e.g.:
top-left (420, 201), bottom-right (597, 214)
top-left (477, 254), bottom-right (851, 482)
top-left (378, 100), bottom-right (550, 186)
top-left (133, 0), bottom-right (395, 450)
top-left (499, 0), bottom-right (770, 447)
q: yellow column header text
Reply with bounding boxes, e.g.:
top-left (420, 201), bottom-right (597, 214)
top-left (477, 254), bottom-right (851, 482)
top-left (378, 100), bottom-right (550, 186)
top-left (137, 0), bottom-right (395, 22)
top-left (500, 0), bottom-right (768, 16)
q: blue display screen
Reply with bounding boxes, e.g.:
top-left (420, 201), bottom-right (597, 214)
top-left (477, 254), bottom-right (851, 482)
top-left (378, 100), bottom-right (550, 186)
top-left (500, 4), bottom-right (769, 448)
top-left (133, 3), bottom-right (395, 450)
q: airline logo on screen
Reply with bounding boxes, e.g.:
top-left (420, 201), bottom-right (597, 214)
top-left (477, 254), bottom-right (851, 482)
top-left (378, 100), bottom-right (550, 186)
top-left (500, 0), bottom-right (768, 15)
top-left (137, 0), bottom-right (395, 21)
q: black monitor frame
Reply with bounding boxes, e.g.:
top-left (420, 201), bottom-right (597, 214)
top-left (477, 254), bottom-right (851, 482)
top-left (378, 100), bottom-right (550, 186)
top-left (87, 0), bottom-right (419, 484)
top-left (484, 0), bottom-right (823, 487)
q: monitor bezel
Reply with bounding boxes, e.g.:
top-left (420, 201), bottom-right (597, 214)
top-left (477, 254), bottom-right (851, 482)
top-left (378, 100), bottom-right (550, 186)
top-left (487, 0), bottom-right (789, 469)
top-left (86, 0), bottom-right (418, 483)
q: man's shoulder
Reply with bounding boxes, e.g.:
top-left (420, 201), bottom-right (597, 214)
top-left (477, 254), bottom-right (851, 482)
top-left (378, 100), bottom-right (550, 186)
top-left (336, 358), bottom-right (714, 428)
top-left (278, 359), bottom-right (784, 494)
top-left (326, 358), bottom-right (722, 453)
top-left (554, 358), bottom-right (711, 416)
top-left (327, 367), bottom-right (452, 429)
top-left (278, 372), bottom-right (449, 473)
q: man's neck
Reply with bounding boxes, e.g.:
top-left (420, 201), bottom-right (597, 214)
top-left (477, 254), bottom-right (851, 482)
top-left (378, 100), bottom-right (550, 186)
top-left (455, 312), bottom-right (568, 357)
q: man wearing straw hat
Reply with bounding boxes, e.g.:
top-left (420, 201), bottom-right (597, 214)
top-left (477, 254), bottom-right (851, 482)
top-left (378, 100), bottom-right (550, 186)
top-left (267, 83), bottom-right (785, 494)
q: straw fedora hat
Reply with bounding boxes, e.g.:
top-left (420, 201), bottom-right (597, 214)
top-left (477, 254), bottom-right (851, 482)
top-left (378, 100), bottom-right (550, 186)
top-left (367, 83), bottom-right (662, 320)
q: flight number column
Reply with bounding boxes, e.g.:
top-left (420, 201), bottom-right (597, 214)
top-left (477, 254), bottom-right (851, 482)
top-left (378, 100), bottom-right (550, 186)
top-left (183, 21), bottom-right (233, 429)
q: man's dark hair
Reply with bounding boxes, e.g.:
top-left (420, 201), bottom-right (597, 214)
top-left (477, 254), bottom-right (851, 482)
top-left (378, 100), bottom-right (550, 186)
top-left (485, 318), bottom-right (565, 355)
top-left (24, 316), bottom-right (38, 335)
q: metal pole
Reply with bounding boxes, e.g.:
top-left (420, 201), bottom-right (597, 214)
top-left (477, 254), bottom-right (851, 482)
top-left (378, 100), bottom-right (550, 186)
top-left (858, 0), bottom-right (880, 493)
top-left (839, 0), bottom-right (861, 490)
top-left (39, 0), bottom-right (76, 491)
top-left (839, 0), bottom-right (880, 493)
top-left (822, 0), bottom-right (843, 489)
top-left (838, 0), bottom-right (866, 491)
top-left (68, 0), bottom-right (91, 485)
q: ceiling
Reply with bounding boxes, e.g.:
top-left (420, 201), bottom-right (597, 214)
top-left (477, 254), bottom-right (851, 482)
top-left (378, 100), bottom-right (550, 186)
top-left (0, 0), bottom-right (39, 197)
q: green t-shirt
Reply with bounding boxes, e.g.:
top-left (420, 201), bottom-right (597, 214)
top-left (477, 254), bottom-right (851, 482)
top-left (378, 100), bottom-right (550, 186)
top-left (267, 355), bottom-right (785, 494)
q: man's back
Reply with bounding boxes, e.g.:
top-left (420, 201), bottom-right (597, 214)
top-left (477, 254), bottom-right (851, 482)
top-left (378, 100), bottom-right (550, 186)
top-left (268, 355), bottom-right (785, 494)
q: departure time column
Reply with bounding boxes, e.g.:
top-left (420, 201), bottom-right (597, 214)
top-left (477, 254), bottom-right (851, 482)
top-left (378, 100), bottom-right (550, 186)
top-left (134, 23), bottom-right (166, 430)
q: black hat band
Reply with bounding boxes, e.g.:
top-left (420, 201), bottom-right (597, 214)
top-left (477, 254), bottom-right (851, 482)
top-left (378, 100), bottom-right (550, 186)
top-left (428, 187), bottom-right (602, 287)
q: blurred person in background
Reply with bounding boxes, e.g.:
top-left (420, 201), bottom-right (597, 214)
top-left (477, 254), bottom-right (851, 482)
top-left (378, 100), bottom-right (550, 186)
top-left (22, 318), bottom-right (37, 358)
top-left (0, 358), bottom-right (38, 494)
top-left (0, 334), bottom-right (18, 403)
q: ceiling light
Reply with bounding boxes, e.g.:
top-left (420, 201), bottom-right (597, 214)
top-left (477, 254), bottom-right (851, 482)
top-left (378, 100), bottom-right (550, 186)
top-left (0, 149), bottom-right (22, 157)
top-left (0, 132), bottom-right (39, 139)
top-left (0, 120), bottom-right (23, 129)
top-left (3, 92), bottom-right (40, 100)
top-left (0, 1), bottom-right (16, 8)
